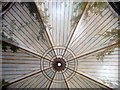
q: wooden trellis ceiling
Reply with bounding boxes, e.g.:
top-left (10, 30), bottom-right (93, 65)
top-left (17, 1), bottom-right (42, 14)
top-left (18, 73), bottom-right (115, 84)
top-left (1, 1), bottom-right (119, 89)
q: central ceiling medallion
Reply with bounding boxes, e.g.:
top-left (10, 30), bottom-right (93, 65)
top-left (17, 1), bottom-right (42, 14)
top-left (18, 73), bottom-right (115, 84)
top-left (41, 47), bottom-right (77, 81)
top-left (52, 58), bottom-right (66, 71)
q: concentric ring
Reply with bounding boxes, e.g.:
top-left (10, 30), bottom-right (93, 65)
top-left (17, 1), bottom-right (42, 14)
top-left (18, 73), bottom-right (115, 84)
top-left (40, 47), bottom-right (78, 82)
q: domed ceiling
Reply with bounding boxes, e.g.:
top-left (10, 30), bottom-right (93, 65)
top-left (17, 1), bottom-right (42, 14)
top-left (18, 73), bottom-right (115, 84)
top-left (1, 0), bottom-right (120, 89)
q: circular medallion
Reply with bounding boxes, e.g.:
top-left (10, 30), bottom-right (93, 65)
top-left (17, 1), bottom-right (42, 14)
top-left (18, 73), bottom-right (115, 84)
top-left (52, 58), bottom-right (66, 71)
top-left (41, 47), bottom-right (78, 82)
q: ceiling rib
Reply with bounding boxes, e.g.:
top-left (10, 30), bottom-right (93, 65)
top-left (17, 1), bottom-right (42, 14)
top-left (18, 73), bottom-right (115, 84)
top-left (67, 42), bottom-right (119, 62)
top-left (13, 3), bottom-right (48, 51)
top-left (1, 1), bottom-right (119, 88)
top-left (62, 2), bottom-right (89, 58)
top-left (2, 2), bottom-right (12, 11)
top-left (80, 22), bottom-right (118, 55)
top-left (48, 71), bottom-right (56, 89)
top-left (70, 5), bottom-right (108, 47)
top-left (73, 11), bottom-right (117, 54)
top-left (7, 7), bottom-right (45, 53)
top-left (1, 19), bottom-right (36, 52)
top-left (34, 2), bottom-right (57, 58)
top-left (61, 71), bottom-right (69, 89)
top-left (2, 14), bottom-right (40, 53)
top-left (67, 67), bottom-right (113, 89)
top-left (108, 1), bottom-right (120, 15)
top-left (2, 2), bottom-right (15, 15)
top-left (2, 67), bottom-right (52, 87)
top-left (1, 39), bottom-right (52, 62)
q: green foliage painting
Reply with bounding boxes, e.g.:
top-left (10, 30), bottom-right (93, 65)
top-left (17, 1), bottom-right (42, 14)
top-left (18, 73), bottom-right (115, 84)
top-left (72, 2), bottom-right (119, 61)
top-left (96, 28), bottom-right (120, 61)
top-left (2, 79), bottom-right (9, 86)
top-left (20, 2), bottom-right (50, 41)
top-left (1, 32), bottom-right (19, 52)
top-left (71, 2), bottom-right (107, 27)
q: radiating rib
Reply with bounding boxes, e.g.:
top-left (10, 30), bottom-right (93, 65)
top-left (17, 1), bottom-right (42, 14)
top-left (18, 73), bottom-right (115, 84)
top-left (80, 22), bottom-right (118, 55)
top-left (67, 67), bottom-right (112, 89)
top-left (2, 67), bottom-right (52, 87)
top-left (69, 5), bottom-right (108, 48)
top-left (69, 4), bottom-right (119, 57)
top-left (61, 71), bottom-right (69, 89)
top-left (4, 11), bottom-right (42, 53)
top-left (48, 71), bottom-right (56, 88)
top-left (2, 3), bottom-right (49, 54)
top-left (73, 11), bottom-right (118, 55)
top-left (12, 4), bottom-right (48, 52)
top-left (62, 2), bottom-right (89, 58)
top-left (67, 42), bottom-right (119, 62)
top-left (18, 2), bottom-right (50, 48)
top-left (1, 39), bottom-right (52, 62)
top-left (2, 2), bottom-right (56, 60)
top-left (2, 20), bottom-right (37, 52)
top-left (34, 2), bottom-right (57, 58)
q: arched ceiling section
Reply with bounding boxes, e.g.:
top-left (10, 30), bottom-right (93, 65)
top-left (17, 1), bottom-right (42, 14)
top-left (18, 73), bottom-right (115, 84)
top-left (1, 2), bottom-right (56, 58)
top-left (35, 1), bottom-right (87, 47)
top-left (68, 2), bottom-right (119, 57)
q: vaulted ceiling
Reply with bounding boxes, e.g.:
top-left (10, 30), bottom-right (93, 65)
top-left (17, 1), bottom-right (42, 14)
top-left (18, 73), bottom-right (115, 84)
top-left (1, 1), bottom-right (120, 89)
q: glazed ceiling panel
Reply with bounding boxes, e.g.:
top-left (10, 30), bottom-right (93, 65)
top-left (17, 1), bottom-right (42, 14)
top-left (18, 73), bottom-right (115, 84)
top-left (76, 47), bottom-right (119, 88)
top-left (2, 2), bottom-right (54, 57)
top-left (7, 71), bottom-right (51, 88)
top-left (64, 71), bottom-right (105, 88)
top-left (1, 44), bottom-right (41, 82)
top-left (1, 1), bottom-right (119, 89)
top-left (35, 1), bottom-right (86, 47)
top-left (68, 2), bottom-right (119, 57)
top-left (50, 71), bottom-right (68, 88)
